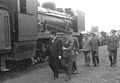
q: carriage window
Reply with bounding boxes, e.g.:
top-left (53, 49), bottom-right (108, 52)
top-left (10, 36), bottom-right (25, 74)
top-left (20, 0), bottom-right (27, 13)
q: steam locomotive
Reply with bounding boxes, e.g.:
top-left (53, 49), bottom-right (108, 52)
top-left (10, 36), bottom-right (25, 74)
top-left (35, 7), bottom-right (85, 63)
top-left (0, 0), bottom-right (85, 71)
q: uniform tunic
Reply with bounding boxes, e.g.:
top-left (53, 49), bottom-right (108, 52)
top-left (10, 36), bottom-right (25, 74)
top-left (107, 35), bottom-right (119, 51)
top-left (62, 36), bottom-right (74, 78)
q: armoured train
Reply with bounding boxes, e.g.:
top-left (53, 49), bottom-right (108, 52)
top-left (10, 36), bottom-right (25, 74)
top-left (0, 0), bottom-right (85, 71)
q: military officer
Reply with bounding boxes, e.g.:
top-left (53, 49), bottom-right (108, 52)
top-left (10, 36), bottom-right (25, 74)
top-left (62, 28), bottom-right (74, 81)
top-left (82, 33), bottom-right (91, 66)
top-left (72, 36), bottom-right (79, 74)
top-left (107, 30), bottom-right (119, 67)
top-left (90, 33), bottom-right (100, 66)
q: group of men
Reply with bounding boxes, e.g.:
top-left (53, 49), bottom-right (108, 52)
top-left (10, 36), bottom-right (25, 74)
top-left (47, 29), bottom-right (79, 81)
top-left (82, 30), bottom-right (119, 67)
top-left (47, 29), bottom-right (120, 81)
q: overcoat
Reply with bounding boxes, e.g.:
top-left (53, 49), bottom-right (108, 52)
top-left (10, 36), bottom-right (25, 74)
top-left (72, 37), bottom-right (79, 61)
top-left (48, 37), bottom-right (62, 63)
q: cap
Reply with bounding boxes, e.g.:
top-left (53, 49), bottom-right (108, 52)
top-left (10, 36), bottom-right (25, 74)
top-left (91, 32), bottom-right (96, 35)
top-left (111, 30), bottom-right (116, 33)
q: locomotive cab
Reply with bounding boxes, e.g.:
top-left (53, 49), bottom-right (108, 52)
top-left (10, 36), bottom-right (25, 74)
top-left (0, 6), bottom-right (11, 71)
top-left (0, 6), bottom-right (11, 52)
top-left (0, 0), bottom-right (38, 71)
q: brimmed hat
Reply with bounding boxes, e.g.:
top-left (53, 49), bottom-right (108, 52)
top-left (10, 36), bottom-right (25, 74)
top-left (91, 32), bottom-right (96, 36)
top-left (84, 33), bottom-right (89, 36)
top-left (111, 30), bottom-right (116, 33)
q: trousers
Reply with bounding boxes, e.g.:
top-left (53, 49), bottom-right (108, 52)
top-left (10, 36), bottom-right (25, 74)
top-left (83, 51), bottom-right (90, 65)
top-left (62, 55), bottom-right (73, 78)
top-left (49, 58), bottom-right (59, 78)
top-left (109, 50), bottom-right (117, 65)
top-left (92, 51), bottom-right (99, 66)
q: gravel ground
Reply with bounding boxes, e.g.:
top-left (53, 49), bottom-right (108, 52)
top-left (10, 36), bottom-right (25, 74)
top-left (2, 46), bottom-right (120, 83)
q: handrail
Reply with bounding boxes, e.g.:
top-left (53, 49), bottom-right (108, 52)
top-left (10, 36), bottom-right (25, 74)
top-left (46, 24), bottom-right (67, 32)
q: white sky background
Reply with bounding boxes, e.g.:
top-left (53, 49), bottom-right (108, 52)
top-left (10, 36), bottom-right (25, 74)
top-left (38, 0), bottom-right (120, 32)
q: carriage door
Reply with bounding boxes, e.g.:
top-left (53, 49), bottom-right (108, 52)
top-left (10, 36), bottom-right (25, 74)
top-left (0, 10), bottom-right (11, 51)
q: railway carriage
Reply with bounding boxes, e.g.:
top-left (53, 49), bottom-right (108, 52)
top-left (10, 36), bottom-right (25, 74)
top-left (0, 0), bottom-right (85, 71)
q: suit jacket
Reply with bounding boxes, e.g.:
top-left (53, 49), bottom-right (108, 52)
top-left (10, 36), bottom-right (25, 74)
top-left (48, 37), bottom-right (62, 59)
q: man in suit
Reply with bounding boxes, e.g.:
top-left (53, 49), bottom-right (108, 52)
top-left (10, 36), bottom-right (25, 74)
top-left (107, 30), bottom-right (119, 67)
top-left (48, 30), bottom-right (62, 80)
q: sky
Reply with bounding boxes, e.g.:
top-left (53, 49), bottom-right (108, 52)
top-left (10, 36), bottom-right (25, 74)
top-left (38, 0), bottom-right (120, 32)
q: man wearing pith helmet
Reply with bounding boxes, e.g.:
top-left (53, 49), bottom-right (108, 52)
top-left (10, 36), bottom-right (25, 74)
top-left (82, 33), bottom-right (91, 66)
top-left (107, 30), bottom-right (119, 67)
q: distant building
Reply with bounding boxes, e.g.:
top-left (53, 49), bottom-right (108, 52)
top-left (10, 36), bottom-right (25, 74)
top-left (77, 10), bottom-right (85, 33)
top-left (91, 26), bottom-right (99, 33)
top-left (56, 8), bottom-right (64, 13)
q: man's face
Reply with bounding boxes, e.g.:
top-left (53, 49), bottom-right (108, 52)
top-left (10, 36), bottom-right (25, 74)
top-left (111, 32), bottom-right (115, 35)
top-left (92, 34), bottom-right (95, 38)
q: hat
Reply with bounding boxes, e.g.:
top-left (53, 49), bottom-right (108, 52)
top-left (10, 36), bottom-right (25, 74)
top-left (111, 30), bottom-right (116, 33)
top-left (50, 30), bottom-right (57, 36)
top-left (84, 33), bottom-right (89, 36)
top-left (91, 32), bottom-right (96, 36)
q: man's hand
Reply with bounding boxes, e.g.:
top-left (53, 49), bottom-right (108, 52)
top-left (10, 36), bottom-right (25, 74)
top-left (62, 47), bottom-right (66, 50)
top-left (76, 52), bottom-right (78, 55)
top-left (58, 56), bottom-right (61, 59)
top-left (79, 49), bottom-right (83, 52)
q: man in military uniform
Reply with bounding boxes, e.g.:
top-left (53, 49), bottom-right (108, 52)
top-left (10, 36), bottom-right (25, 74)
top-left (48, 30), bottom-right (62, 80)
top-left (107, 30), bottom-right (119, 67)
top-left (100, 31), bottom-right (108, 45)
top-left (82, 33), bottom-right (91, 66)
top-left (62, 28), bottom-right (74, 81)
top-left (72, 36), bottom-right (79, 74)
top-left (90, 33), bottom-right (100, 66)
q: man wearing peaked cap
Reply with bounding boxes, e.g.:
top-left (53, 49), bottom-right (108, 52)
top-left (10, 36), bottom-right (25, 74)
top-left (82, 32), bottom-right (91, 66)
top-left (107, 29), bottom-right (119, 67)
top-left (62, 28), bottom-right (74, 81)
top-left (111, 30), bottom-right (116, 33)
top-left (90, 32), bottom-right (100, 67)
